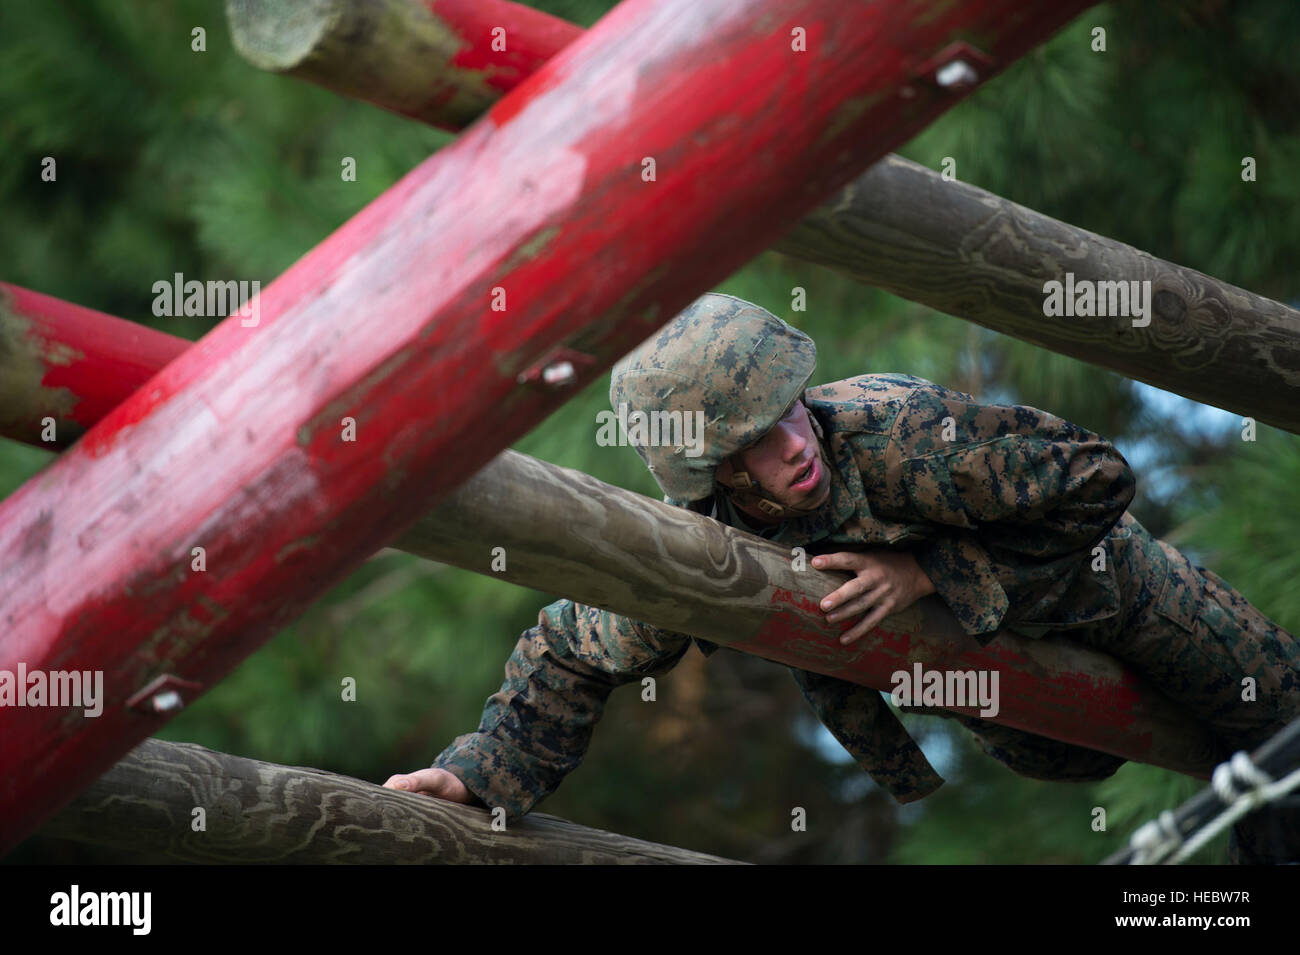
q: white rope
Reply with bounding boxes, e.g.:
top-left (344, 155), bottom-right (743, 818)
top-left (1170, 755), bottom-right (1300, 863)
top-left (1128, 809), bottom-right (1183, 865)
top-left (1123, 750), bottom-right (1300, 864)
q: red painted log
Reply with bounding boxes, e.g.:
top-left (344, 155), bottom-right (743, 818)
top-left (0, 285), bottom-right (187, 448)
top-left (0, 0), bottom-right (1095, 852)
top-left (427, 0), bottom-right (581, 93)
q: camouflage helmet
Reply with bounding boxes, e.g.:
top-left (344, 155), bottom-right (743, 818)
top-left (609, 292), bottom-right (817, 505)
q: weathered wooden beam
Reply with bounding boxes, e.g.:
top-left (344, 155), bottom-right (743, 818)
top-left (397, 450), bottom-right (1223, 780)
top-left (226, 0), bottom-right (580, 132)
top-left (0, 287), bottom-right (1223, 787)
top-left (773, 156), bottom-right (1300, 435)
top-left (0, 0), bottom-right (1092, 853)
top-left (35, 738), bottom-right (740, 864)
top-left (222, 0), bottom-right (1300, 435)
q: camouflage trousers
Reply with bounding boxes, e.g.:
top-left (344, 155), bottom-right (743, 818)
top-left (929, 534), bottom-right (1300, 864)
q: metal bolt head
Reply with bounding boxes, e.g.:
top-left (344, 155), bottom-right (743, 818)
top-left (935, 59), bottom-right (978, 90)
top-left (151, 690), bottom-right (184, 714)
top-left (541, 360), bottom-right (576, 386)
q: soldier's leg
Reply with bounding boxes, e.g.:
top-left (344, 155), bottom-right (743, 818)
top-left (920, 707), bottom-right (1127, 782)
top-left (1096, 550), bottom-right (1300, 863)
top-left (1198, 571), bottom-right (1300, 864)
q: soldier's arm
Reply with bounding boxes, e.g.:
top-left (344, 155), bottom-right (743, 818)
top-left (883, 386), bottom-right (1137, 638)
top-left (891, 386), bottom-right (1136, 553)
top-left (415, 598), bottom-right (691, 818)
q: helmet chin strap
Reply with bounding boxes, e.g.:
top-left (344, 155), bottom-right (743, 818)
top-left (720, 407), bottom-right (830, 521)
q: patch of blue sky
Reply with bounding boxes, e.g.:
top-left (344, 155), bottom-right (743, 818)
top-left (795, 694), bottom-right (960, 808)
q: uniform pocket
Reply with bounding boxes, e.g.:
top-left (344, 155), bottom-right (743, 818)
top-left (1152, 541), bottom-right (1205, 633)
top-left (883, 523), bottom-right (937, 545)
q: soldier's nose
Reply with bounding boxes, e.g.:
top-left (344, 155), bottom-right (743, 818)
top-left (782, 424), bottom-right (806, 458)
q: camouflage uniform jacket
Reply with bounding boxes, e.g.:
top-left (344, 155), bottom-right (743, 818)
top-left (434, 373), bottom-right (1149, 815)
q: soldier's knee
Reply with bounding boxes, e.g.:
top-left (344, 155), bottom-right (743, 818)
top-left (972, 730), bottom-right (1126, 782)
top-left (944, 712), bottom-right (1127, 782)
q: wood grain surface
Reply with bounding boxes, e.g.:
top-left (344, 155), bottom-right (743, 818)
top-left (40, 738), bottom-right (741, 864)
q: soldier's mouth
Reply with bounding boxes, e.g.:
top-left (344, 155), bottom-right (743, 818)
top-left (791, 457), bottom-right (818, 491)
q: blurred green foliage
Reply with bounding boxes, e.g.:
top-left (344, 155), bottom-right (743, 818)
top-left (3, 0), bottom-right (1298, 864)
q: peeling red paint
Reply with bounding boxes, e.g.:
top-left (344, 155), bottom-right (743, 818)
top-left (768, 585), bottom-right (826, 618)
top-left (432, 0), bottom-right (580, 94)
top-left (745, 599), bottom-right (1161, 759)
top-left (484, 55), bottom-right (566, 128)
top-left (1, 284), bottom-right (187, 450)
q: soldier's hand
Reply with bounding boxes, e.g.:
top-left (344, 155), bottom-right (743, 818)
top-left (813, 550), bottom-right (936, 645)
top-left (383, 767), bottom-right (474, 804)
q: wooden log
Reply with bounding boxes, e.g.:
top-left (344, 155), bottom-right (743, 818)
top-left (225, 0), bottom-right (580, 132)
top-left (222, 0), bottom-right (1300, 435)
top-left (36, 738), bottom-right (740, 864)
top-left (0, 288), bottom-right (1223, 787)
top-left (396, 450), bottom-right (1223, 780)
top-left (0, 0), bottom-right (1093, 853)
top-left (773, 155), bottom-right (1300, 435)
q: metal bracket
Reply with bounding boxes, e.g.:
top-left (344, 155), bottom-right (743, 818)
top-left (126, 674), bottom-right (203, 715)
top-left (914, 41), bottom-right (996, 92)
top-left (516, 347), bottom-right (598, 388)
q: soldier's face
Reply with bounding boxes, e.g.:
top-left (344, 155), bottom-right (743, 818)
top-left (716, 400), bottom-right (832, 519)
